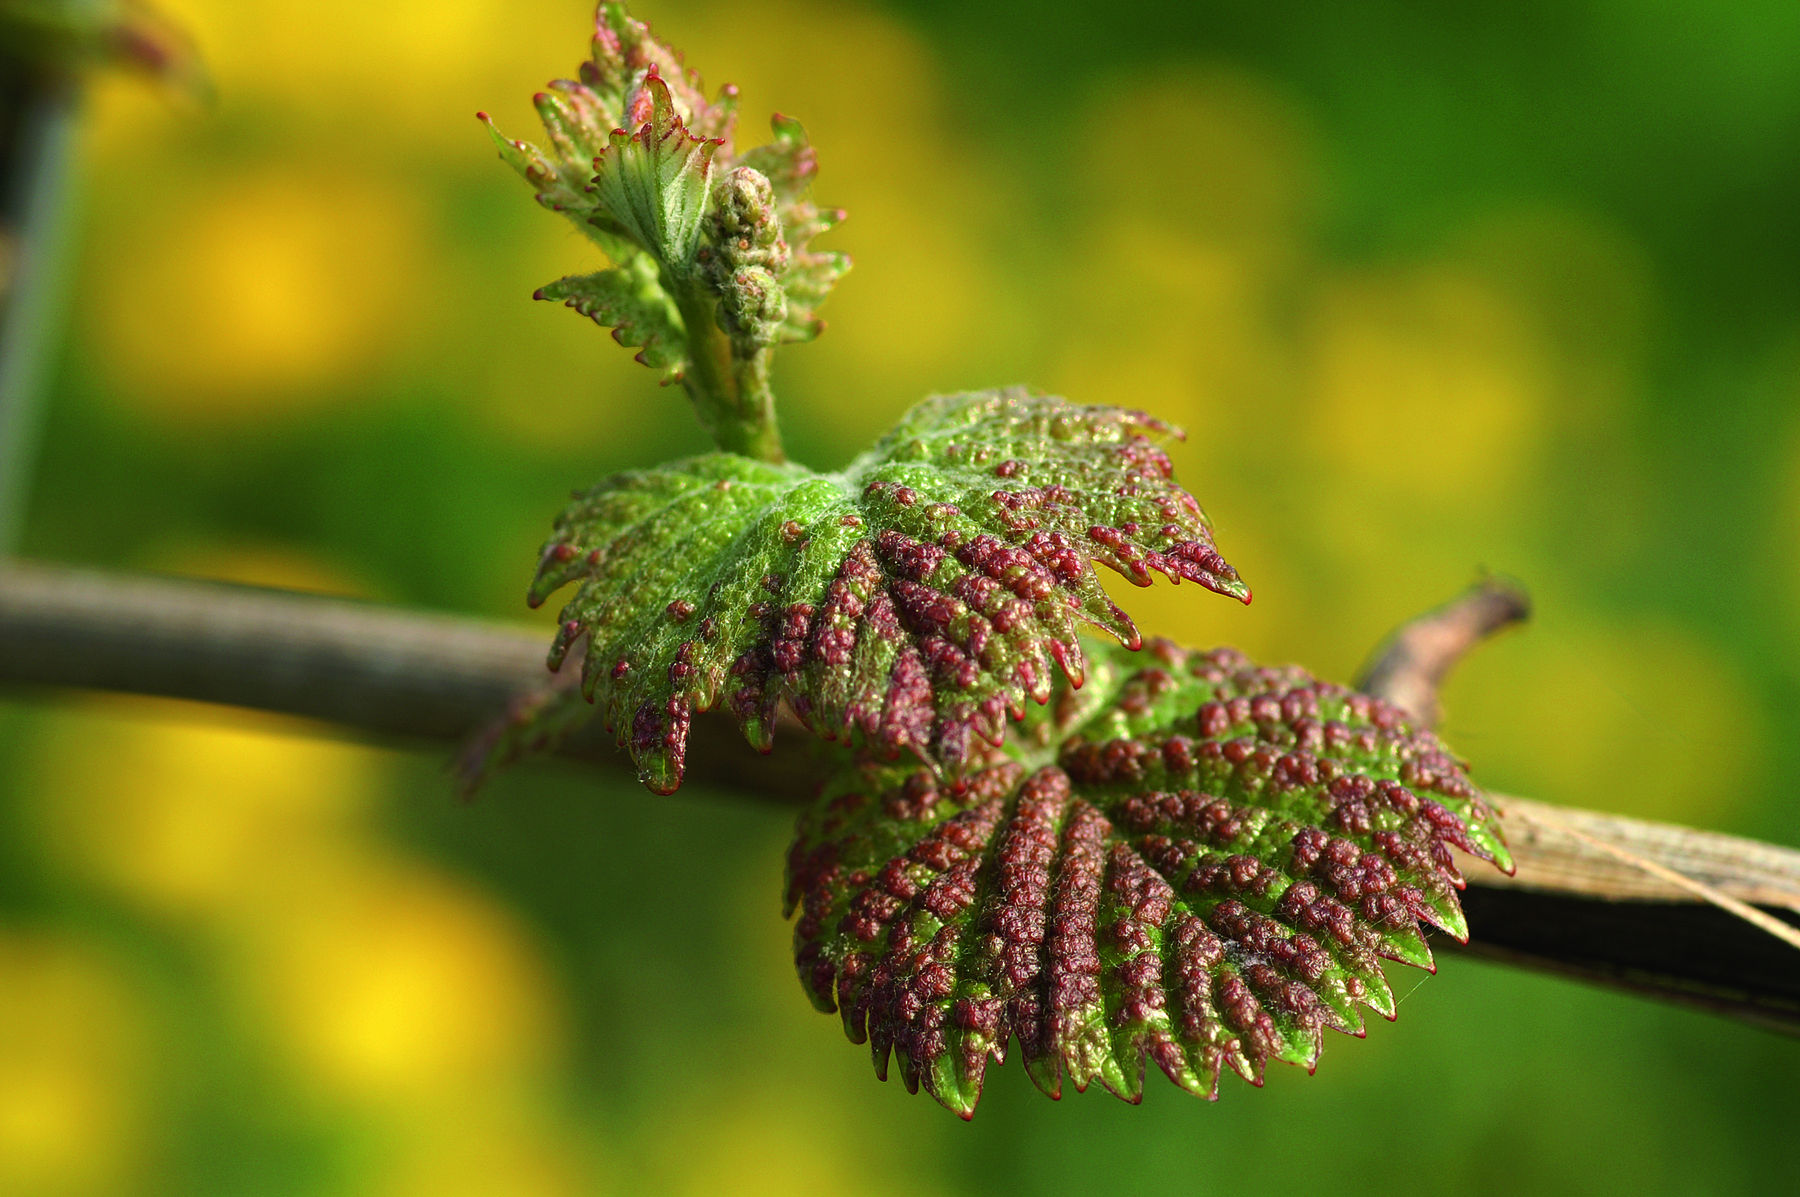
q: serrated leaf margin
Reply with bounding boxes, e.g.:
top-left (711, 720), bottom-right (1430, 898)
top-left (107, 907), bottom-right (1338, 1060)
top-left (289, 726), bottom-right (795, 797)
top-left (785, 639), bottom-right (1513, 1117)
top-left (467, 388), bottom-right (1250, 795)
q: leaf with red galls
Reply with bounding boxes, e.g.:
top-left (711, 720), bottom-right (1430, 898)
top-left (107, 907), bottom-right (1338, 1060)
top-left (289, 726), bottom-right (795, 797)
top-left (785, 640), bottom-right (1513, 1118)
top-left (464, 388), bottom-right (1249, 796)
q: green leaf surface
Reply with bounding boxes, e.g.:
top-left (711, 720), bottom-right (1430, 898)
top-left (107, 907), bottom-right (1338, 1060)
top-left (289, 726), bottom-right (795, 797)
top-left (467, 388), bottom-right (1249, 795)
top-left (785, 639), bottom-right (1513, 1118)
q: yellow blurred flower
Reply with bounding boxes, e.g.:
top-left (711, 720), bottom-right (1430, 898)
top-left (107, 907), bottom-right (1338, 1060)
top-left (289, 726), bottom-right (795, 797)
top-left (1302, 264), bottom-right (1550, 509)
top-left (242, 860), bottom-right (563, 1104)
top-left (0, 932), bottom-right (152, 1197)
top-left (1049, 214), bottom-right (1294, 452)
top-left (90, 169), bottom-right (428, 416)
top-left (24, 661), bottom-right (579, 1188)
top-left (1049, 66), bottom-right (1315, 434)
top-left (33, 704), bottom-right (383, 921)
top-left (90, 0), bottom-right (566, 152)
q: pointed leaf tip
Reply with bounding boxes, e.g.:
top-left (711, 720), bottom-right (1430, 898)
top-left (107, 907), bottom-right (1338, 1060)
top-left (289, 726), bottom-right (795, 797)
top-left (535, 267), bottom-right (687, 382)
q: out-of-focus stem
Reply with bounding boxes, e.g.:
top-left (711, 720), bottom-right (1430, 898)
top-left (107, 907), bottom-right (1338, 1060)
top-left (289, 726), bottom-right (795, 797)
top-left (1354, 576), bottom-right (1800, 1028)
top-left (0, 82), bottom-right (78, 556)
top-left (1355, 574), bottom-right (1531, 729)
top-left (0, 561), bottom-right (819, 797)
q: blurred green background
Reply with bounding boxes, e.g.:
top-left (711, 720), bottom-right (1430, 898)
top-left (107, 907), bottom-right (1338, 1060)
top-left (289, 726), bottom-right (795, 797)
top-left (3, 0), bottom-right (1799, 1193)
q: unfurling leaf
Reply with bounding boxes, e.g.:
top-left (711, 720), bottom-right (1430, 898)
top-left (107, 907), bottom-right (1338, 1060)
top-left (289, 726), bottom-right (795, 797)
top-left (479, 3), bottom-right (736, 258)
top-left (785, 640), bottom-right (1513, 1118)
top-left (480, 85), bottom-right (627, 257)
top-left (590, 67), bottom-right (724, 269)
top-left (466, 388), bottom-right (1249, 796)
top-left (586, 1), bottom-right (738, 145)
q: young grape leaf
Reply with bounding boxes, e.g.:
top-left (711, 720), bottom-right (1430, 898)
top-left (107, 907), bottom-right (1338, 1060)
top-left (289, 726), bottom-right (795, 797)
top-left (479, 3), bottom-right (737, 258)
top-left (785, 639), bottom-right (1512, 1118)
top-left (467, 388), bottom-right (1249, 796)
top-left (590, 66), bottom-right (724, 270)
top-left (482, 3), bottom-right (846, 382)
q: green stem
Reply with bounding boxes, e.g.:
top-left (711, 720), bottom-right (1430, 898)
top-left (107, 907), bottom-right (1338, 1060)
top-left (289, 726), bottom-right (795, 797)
top-left (730, 346), bottom-right (780, 460)
top-left (671, 278), bottom-right (784, 463)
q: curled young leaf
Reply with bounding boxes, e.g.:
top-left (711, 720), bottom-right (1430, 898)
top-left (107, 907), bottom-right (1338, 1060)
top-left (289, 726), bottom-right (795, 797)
top-left (468, 388), bottom-right (1248, 795)
top-left (480, 3), bottom-right (737, 258)
top-left (587, 1), bottom-right (738, 145)
top-left (785, 640), bottom-right (1513, 1118)
top-left (591, 67), bottom-right (724, 270)
top-left (700, 167), bottom-right (793, 353)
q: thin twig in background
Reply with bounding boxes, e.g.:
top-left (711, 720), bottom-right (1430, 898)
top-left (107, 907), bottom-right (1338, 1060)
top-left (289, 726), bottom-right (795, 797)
top-left (1354, 574), bottom-right (1531, 730)
top-left (1358, 576), bottom-right (1800, 1027)
top-left (1358, 576), bottom-right (1800, 950)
